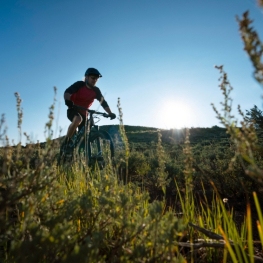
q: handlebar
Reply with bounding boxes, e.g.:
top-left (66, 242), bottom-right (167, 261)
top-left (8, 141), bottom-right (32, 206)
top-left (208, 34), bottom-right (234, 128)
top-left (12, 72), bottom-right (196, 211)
top-left (72, 105), bottom-right (110, 118)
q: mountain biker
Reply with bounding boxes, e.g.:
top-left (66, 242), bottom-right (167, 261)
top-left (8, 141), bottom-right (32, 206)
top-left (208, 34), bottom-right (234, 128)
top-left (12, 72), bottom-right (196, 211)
top-left (63, 67), bottom-right (116, 150)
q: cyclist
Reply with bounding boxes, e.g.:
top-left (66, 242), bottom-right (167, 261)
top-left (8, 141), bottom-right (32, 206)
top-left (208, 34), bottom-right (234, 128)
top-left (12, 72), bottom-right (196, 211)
top-left (63, 67), bottom-right (116, 151)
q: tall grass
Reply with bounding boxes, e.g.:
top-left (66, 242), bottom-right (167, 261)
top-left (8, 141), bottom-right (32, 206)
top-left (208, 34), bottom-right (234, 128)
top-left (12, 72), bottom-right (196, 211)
top-left (1, 4), bottom-right (263, 262)
top-left (0, 86), bottom-right (262, 262)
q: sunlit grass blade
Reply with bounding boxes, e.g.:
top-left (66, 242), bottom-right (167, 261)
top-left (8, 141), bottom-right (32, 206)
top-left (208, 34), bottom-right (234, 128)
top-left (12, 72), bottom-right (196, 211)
top-left (246, 203), bottom-right (254, 263)
top-left (217, 196), bottom-right (249, 263)
top-left (253, 192), bottom-right (263, 250)
top-left (174, 180), bottom-right (186, 216)
top-left (253, 192), bottom-right (263, 233)
top-left (256, 221), bottom-right (263, 248)
top-left (219, 226), bottom-right (239, 263)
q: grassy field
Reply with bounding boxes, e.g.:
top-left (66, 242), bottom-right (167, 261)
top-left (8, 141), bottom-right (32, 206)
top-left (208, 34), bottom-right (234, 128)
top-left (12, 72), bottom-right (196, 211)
top-left (1, 7), bottom-right (263, 263)
top-left (0, 94), bottom-right (263, 262)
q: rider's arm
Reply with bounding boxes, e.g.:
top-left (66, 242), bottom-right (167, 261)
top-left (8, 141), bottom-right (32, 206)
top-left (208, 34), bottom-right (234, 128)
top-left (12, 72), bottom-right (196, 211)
top-left (104, 107), bottom-right (112, 114)
top-left (64, 81), bottom-right (84, 97)
top-left (93, 86), bottom-right (109, 109)
top-left (104, 106), bottom-right (116, 119)
top-left (64, 93), bottom-right (71, 100)
top-left (93, 86), bottom-right (115, 119)
top-left (64, 81), bottom-right (84, 105)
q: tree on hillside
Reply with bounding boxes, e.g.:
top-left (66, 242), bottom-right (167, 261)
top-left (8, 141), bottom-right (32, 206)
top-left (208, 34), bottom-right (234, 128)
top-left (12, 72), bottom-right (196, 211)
top-left (245, 105), bottom-right (263, 129)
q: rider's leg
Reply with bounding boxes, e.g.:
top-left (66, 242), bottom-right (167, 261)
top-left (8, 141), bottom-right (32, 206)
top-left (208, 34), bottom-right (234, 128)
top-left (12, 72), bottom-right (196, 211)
top-left (64, 108), bottom-right (84, 144)
top-left (62, 116), bottom-right (82, 153)
top-left (66, 115), bottom-right (82, 139)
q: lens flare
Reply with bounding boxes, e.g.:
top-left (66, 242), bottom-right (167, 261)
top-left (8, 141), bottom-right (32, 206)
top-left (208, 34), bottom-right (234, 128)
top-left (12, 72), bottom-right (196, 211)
top-left (158, 100), bottom-right (194, 129)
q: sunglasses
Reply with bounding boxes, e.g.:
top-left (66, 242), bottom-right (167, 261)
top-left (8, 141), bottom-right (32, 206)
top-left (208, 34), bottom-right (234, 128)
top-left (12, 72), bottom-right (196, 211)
top-left (89, 75), bottom-right (99, 80)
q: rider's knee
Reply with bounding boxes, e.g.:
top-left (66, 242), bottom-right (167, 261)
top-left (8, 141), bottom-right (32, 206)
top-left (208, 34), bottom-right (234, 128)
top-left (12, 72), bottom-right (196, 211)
top-left (73, 115), bottom-right (82, 126)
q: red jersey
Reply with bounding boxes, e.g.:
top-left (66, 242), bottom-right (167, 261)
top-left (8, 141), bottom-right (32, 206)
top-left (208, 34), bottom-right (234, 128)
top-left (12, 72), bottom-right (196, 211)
top-left (64, 81), bottom-right (109, 116)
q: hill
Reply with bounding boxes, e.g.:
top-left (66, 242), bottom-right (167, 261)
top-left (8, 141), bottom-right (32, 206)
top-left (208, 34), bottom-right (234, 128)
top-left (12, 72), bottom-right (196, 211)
top-left (100, 124), bottom-right (230, 146)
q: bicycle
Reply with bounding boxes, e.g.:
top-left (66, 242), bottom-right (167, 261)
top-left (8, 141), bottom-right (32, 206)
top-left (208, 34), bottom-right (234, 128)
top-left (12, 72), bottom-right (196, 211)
top-left (58, 105), bottom-right (115, 169)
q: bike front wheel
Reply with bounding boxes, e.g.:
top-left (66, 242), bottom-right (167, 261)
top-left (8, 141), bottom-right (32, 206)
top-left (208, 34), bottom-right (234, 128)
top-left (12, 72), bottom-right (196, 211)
top-left (87, 130), bottom-right (114, 168)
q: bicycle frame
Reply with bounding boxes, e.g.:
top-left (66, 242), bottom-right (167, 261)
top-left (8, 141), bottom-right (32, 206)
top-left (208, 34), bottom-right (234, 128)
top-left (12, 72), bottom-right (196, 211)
top-left (59, 105), bottom-right (114, 168)
top-left (71, 106), bottom-right (109, 150)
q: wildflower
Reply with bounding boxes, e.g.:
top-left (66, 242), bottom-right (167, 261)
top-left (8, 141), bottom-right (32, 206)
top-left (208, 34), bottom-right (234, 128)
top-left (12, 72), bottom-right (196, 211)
top-left (223, 198), bottom-right (228, 203)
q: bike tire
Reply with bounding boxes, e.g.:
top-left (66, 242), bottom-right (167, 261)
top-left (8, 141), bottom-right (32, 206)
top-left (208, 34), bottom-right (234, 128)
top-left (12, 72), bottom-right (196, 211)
top-left (57, 147), bottom-right (73, 166)
top-left (57, 140), bottom-right (74, 166)
top-left (87, 130), bottom-right (114, 168)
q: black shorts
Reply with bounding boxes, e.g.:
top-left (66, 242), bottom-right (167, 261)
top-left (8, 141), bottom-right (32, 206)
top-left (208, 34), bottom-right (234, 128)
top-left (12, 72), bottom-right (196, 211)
top-left (67, 108), bottom-right (87, 130)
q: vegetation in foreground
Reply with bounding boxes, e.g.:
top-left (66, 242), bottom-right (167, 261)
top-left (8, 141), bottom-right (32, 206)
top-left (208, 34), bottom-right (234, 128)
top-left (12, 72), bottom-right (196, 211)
top-left (1, 4), bottom-right (263, 263)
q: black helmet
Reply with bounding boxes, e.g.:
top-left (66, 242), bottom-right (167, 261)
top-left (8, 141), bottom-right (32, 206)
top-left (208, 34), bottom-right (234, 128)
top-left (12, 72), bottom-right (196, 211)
top-left (84, 68), bottom-right (102, 77)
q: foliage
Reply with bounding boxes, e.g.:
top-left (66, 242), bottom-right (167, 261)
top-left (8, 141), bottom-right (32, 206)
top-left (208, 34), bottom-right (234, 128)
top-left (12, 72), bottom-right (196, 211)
top-left (117, 98), bottom-right (130, 183)
top-left (236, 10), bottom-right (263, 85)
top-left (1, 3), bottom-right (263, 262)
top-left (245, 105), bottom-right (263, 130)
top-left (1, 147), bottom-right (189, 262)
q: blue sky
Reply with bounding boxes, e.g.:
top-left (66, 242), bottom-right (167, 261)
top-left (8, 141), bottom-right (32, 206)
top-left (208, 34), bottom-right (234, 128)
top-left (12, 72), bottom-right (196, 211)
top-left (1, 0), bottom-right (263, 144)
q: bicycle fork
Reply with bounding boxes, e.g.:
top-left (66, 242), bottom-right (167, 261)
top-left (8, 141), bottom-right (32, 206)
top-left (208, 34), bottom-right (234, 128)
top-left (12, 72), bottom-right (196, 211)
top-left (93, 125), bottom-right (103, 157)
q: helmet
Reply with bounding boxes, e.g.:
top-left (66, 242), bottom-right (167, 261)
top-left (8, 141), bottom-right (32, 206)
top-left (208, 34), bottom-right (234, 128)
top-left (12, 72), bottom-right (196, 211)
top-left (84, 68), bottom-right (102, 77)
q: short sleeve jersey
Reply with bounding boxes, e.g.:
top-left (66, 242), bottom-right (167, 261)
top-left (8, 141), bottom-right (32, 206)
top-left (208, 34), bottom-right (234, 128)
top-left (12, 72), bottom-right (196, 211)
top-left (64, 81), bottom-right (109, 116)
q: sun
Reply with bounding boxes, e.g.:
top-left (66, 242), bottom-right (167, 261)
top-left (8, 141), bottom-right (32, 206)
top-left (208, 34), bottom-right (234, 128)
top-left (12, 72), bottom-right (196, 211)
top-left (158, 100), bottom-right (194, 129)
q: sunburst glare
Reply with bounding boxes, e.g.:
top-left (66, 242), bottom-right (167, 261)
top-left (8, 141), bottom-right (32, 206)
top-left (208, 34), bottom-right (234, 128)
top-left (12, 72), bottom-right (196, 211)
top-left (157, 100), bottom-right (194, 129)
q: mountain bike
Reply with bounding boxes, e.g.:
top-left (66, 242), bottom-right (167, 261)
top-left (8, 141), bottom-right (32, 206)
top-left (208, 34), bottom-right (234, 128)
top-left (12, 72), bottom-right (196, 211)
top-left (58, 105), bottom-right (115, 169)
